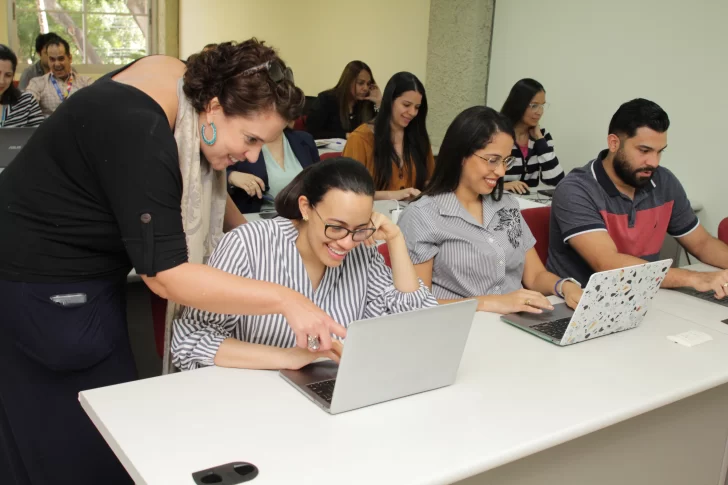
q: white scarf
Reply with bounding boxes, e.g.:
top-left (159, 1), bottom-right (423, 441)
top-left (162, 79), bottom-right (227, 374)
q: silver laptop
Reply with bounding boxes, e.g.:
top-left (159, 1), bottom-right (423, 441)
top-left (501, 260), bottom-right (672, 346)
top-left (0, 127), bottom-right (36, 173)
top-left (280, 300), bottom-right (477, 414)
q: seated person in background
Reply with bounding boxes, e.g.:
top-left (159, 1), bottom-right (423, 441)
top-left (548, 98), bottom-right (728, 297)
top-left (398, 106), bottom-right (582, 314)
top-left (0, 45), bottom-right (44, 127)
top-left (227, 125), bottom-right (320, 213)
top-left (26, 37), bottom-right (92, 117)
top-left (305, 60), bottom-right (381, 139)
top-left (343, 72), bottom-right (434, 201)
top-left (500, 78), bottom-right (563, 194)
top-left (172, 157), bottom-right (437, 371)
top-left (18, 32), bottom-right (60, 90)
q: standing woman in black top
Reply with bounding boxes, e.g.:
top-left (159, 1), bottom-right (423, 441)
top-left (0, 40), bottom-right (344, 485)
top-left (305, 60), bottom-right (382, 139)
top-left (0, 45), bottom-right (44, 128)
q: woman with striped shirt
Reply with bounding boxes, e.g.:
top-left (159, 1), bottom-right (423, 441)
top-left (0, 45), bottom-right (44, 128)
top-left (398, 106), bottom-right (582, 314)
top-left (172, 157), bottom-right (436, 371)
top-left (500, 78), bottom-right (563, 194)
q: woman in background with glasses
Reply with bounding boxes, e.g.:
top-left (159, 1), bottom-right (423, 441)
top-left (500, 78), bottom-right (564, 194)
top-left (0, 39), bottom-right (346, 485)
top-left (398, 106), bottom-right (581, 315)
top-left (172, 157), bottom-right (436, 371)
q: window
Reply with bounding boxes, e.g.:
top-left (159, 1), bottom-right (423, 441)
top-left (8, 0), bottom-right (153, 67)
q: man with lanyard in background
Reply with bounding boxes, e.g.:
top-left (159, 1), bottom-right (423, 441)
top-left (26, 36), bottom-right (93, 117)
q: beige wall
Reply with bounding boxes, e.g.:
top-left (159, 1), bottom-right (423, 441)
top-left (0, 0), bottom-right (8, 45)
top-left (487, 0), bottom-right (728, 236)
top-left (179, 0), bottom-right (431, 99)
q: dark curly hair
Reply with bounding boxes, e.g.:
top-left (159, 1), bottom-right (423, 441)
top-left (183, 38), bottom-right (304, 121)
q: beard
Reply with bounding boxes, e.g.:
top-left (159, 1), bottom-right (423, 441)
top-left (613, 148), bottom-right (655, 188)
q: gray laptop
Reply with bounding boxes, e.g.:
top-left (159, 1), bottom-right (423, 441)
top-left (0, 127), bottom-right (36, 173)
top-left (501, 260), bottom-right (672, 346)
top-left (280, 300), bottom-right (477, 414)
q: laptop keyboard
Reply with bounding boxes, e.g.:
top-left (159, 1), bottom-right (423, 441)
top-left (531, 318), bottom-right (571, 340)
top-left (672, 287), bottom-right (728, 307)
top-left (306, 379), bottom-right (336, 404)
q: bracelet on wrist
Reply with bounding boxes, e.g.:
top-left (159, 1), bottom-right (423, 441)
top-left (555, 277), bottom-right (581, 298)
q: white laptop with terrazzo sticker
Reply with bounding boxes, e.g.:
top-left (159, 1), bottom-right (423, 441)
top-left (501, 260), bottom-right (672, 346)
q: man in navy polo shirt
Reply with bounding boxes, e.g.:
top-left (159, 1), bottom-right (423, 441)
top-left (548, 98), bottom-right (728, 298)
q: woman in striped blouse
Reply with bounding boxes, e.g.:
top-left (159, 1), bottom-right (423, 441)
top-left (398, 106), bottom-right (582, 315)
top-left (500, 78), bottom-right (563, 194)
top-left (0, 45), bottom-right (44, 128)
top-left (172, 157), bottom-right (436, 371)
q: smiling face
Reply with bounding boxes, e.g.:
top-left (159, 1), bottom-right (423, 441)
top-left (47, 44), bottom-right (72, 80)
top-left (391, 90), bottom-right (422, 130)
top-left (198, 98), bottom-right (288, 171)
top-left (459, 131), bottom-right (514, 196)
top-left (351, 70), bottom-right (372, 100)
top-left (0, 60), bottom-right (14, 97)
top-left (299, 189), bottom-right (374, 267)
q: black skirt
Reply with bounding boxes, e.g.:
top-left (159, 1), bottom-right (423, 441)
top-left (0, 277), bottom-right (136, 485)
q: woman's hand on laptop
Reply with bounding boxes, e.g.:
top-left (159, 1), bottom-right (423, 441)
top-left (283, 292), bottom-right (347, 352)
top-left (562, 282), bottom-right (583, 309)
top-left (283, 340), bottom-right (344, 370)
top-left (477, 289), bottom-right (554, 314)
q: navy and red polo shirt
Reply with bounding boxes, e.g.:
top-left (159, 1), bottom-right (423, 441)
top-left (546, 149), bottom-right (699, 283)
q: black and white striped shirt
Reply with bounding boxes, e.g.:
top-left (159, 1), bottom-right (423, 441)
top-left (398, 192), bottom-right (536, 300)
top-left (504, 128), bottom-right (563, 187)
top-left (1, 92), bottom-right (44, 128)
top-left (172, 217), bottom-right (437, 370)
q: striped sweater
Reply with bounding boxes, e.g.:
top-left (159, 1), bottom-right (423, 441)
top-left (1, 92), bottom-right (44, 128)
top-left (504, 128), bottom-right (563, 187)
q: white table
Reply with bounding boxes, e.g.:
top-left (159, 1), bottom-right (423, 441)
top-left (654, 263), bottom-right (728, 336)
top-left (81, 297), bottom-right (728, 485)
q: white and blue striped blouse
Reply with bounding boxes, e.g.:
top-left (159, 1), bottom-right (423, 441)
top-left (172, 217), bottom-right (437, 370)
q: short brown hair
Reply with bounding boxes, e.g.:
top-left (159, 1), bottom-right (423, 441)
top-left (183, 38), bottom-right (304, 121)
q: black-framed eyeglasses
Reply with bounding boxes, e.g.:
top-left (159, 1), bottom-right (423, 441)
top-left (311, 206), bottom-right (376, 242)
top-left (473, 153), bottom-right (516, 170)
top-left (241, 60), bottom-right (294, 84)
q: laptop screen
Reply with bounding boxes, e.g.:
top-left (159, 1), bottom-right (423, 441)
top-left (0, 127), bottom-right (37, 168)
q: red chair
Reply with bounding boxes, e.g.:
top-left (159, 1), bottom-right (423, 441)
top-left (150, 293), bottom-right (168, 359)
top-left (320, 151), bottom-right (342, 161)
top-left (293, 115), bottom-right (307, 131)
top-left (377, 244), bottom-right (391, 268)
top-left (521, 207), bottom-right (551, 265)
top-left (719, 217), bottom-right (728, 244)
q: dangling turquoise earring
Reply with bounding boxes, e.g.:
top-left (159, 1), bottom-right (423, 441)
top-left (201, 122), bottom-right (217, 146)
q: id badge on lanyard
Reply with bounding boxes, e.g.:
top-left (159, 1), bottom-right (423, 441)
top-left (50, 75), bottom-right (73, 102)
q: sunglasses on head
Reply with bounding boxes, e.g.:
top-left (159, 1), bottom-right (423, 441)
top-left (241, 60), bottom-right (294, 84)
